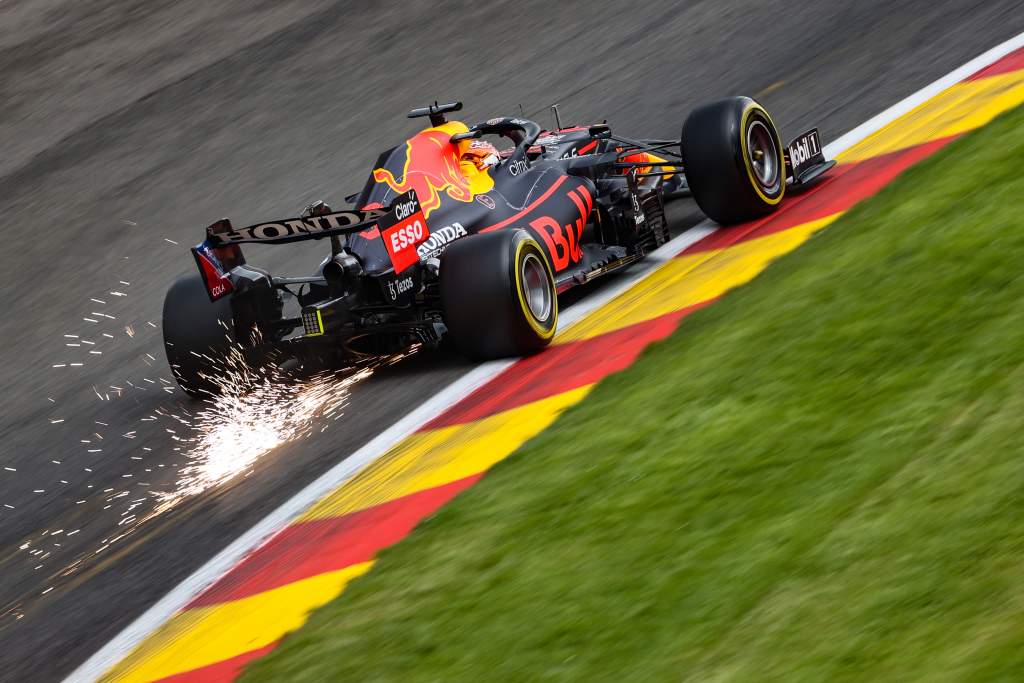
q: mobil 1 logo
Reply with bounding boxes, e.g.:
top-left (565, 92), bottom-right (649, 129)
top-left (787, 128), bottom-right (824, 181)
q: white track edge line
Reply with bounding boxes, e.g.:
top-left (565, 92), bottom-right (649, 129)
top-left (826, 31), bottom-right (1024, 156)
top-left (66, 29), bottom-right (1024, 683)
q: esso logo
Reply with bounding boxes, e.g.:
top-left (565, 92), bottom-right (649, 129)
top-left (389, 219), bottom-right (425, 252)
top-left (383, 211), bottom-right (431, 274)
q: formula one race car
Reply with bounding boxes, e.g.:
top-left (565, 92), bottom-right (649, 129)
top-left (164, 98), bottom-right (832, 397)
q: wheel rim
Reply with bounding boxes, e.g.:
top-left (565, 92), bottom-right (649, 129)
top-left (745, 119), bottom-right (780, 191)
top-left (520, 252), bottom-right (552, 322)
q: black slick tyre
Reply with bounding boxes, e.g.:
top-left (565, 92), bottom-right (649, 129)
top-left (440, 229), bottom-right (557, 360)
top-left (681, 96), bottom-right (785, 225)
top-left (162, 274), bottom-right (236, 398)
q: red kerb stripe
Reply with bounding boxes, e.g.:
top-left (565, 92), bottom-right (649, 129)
top-left (681, 136), bottom-right (955, 255)
top-left (154, 642), bottom-right (278, 683)
top-left (188, 476), bottom-right (480, 607)
top-left (965, 46), bottom-right (1024, 81)
top-left (425, 302), bottom-right (713, 430)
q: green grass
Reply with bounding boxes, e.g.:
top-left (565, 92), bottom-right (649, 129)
top-left (242, 104), bottom-right (1024, 682)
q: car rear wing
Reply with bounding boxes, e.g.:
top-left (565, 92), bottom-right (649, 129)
top-left (202, 206), bottom-right (389, 247)
top-left (190, 192), bottom-right (419, 302)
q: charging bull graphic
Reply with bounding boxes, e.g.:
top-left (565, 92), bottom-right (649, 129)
top-left (372, 123), bottom-right (494, 218)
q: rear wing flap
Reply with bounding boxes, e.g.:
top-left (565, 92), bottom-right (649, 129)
top-left (190, 191), bottom-right (418, 302)
top-left (201, 207), bottom-right (390, 247)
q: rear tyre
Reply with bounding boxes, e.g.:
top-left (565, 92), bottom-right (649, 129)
top-left (440, 229), bottom-right (557, 360)
top-left (162, 275), bottom-right (236, 398)
top-left (681, 96), bottom-right (785, 225)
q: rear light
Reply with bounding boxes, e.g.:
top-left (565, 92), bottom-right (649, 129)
top-left (192, 242), bottom-right (234, 302)
top-left (301, 298), bottom-right (345, 337)
top-left (301, 307), bottom-right (325, 336)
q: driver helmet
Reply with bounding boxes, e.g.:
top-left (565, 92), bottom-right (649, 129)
top-left (461, 139), bottom-right (500, 170)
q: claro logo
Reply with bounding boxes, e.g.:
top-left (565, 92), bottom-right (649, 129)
top-left (393, 199), bottom-right (418, 220)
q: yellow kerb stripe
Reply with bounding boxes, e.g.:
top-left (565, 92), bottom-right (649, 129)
top-left (300, 385), bottom-right (593, 521)
top-left (104, 388), bottom-right (593, 681)
top-left (102, 562), bottom-right (373, 683)
top-left (838, 69), bottom-right (1024, 162)
top-left (558, 214), bottom-right (840, 343)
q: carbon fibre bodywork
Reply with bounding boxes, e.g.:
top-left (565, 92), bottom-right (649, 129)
top-left (188, 112), bottom-right (671, 365)
top-left (177, 102), bottom-right (827, 373)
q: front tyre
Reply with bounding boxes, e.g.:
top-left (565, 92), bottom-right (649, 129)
top-left (440, 229), bottom-right (557, 360)
top-left (681, 96), bottom-right (785, 225)
top-left (162, 274), bottom-right (236, 398)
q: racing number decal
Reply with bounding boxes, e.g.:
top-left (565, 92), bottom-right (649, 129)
top-left (529, 187), bottom-right (593, 271)
top-left (381, 191), bottom-right (431, 274)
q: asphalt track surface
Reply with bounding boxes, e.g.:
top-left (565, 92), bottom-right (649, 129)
top-left (1, 2), bottom-right (1022, 681)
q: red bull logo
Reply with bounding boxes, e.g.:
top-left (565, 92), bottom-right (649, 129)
top-left (372, 123), bottom-right (492, 218)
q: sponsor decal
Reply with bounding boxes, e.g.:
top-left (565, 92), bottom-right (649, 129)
top-left (385, 275), bottom-right (415, 302)
top-left (507, 158), bottom-right (529, 176)
top-left (378, 191), bottom-right (431, 274)
top-left (529, 186), bottom-right (593, 271)
top-left (475, 194), bottom-right (496, 210)
top-left (561, 140), bottom-right (599, 159)
top-left (417, 222), bottom-right (468, 258)
top-left (536, 134), bottom-right (564, 146)
top-left (191, 243), bottom-right (234, 301)
top-left (373, 127), bottom-right (493, 218)
top-left (626, 167), bottom-right (645, 226)
top-left (633, 198), bottom-right (644, 225)
top-left (788, 128), bottom-right (824, 177)
top-left (393, 196), bottom-right (419, 220)
top-left (486, 117), bottom-right (504, 126)
top-left (212, 209), bottom-right (387, 244)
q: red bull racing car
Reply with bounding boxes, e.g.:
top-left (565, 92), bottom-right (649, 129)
top-left (164, 99), bottom-right (832, 397)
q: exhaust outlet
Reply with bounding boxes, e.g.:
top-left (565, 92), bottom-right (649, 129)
top-left (322, 252), bottom-right (362, 288)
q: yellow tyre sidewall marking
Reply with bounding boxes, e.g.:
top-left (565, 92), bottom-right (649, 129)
top-left (514, 237), bottom-right (557, 340)
top-left (740, 103), bottom-right (786, 206)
